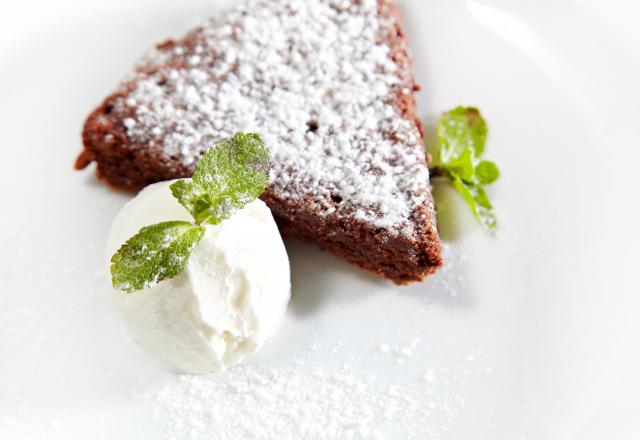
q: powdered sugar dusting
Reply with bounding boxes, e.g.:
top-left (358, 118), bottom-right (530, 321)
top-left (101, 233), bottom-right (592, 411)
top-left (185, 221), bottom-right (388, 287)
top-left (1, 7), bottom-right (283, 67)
top-left (112, 0), bottom-right (432, 235)
top-left (144, 343), bottom-right (471, 440)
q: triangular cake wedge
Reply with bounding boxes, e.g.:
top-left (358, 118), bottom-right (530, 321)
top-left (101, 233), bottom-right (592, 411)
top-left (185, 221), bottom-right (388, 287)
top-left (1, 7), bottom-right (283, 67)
top-left (76, 0), bottom-right (442, 284)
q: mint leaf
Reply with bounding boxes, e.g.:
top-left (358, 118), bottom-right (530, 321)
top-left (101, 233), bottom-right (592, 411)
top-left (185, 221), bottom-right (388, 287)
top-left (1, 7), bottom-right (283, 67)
top-left (171, 132), bottom-right (270, 225)
top-left (169, 179), bottom-right (202, 219)
top-left (445, 148), bottom-right (475, 182)
top-left (437, 106), bottom-right (487, 163)
top-left (475, 160), bottom-right (500, 185)
top-left (110, 221), bottom-right (205, 293)
top-left (451, 174), bottom-right (496, 230)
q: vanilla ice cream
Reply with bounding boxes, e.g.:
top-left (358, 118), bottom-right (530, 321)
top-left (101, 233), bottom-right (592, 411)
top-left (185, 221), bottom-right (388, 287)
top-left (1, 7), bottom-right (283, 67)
top-left (105, 180), bottom-right (290, 373)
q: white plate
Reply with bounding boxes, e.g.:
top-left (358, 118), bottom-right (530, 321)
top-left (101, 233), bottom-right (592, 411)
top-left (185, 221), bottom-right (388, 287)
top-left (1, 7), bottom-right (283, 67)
top-left (1, 0), bottom-right (639, 438)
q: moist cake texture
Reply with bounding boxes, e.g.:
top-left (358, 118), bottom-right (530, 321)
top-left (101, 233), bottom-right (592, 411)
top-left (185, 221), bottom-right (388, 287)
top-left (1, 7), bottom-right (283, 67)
top-left (76, 0), bottom-right (442, 283)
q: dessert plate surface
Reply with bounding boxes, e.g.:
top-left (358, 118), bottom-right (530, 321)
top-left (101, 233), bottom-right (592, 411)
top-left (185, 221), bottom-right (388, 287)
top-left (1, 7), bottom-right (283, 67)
top-left (1, 0), bottom-right (639, 438)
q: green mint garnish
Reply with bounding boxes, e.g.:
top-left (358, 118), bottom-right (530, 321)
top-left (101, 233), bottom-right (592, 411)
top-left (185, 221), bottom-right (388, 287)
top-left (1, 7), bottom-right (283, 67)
top-left (170, 132), bottom-right (270, 225)
top-left (475, 160), bottom-right (500, 185)
top-left (111, 221), bottom-right (205, 293)
top-left (428, 106), bottom-right (500, 230)
top-left (110, 132), bottom-right (270, 293)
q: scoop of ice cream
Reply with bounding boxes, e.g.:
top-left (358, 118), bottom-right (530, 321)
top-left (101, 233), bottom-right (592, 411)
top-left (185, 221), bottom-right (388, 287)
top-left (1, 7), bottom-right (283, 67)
top-left (105, 180), bottom-right (290, 373)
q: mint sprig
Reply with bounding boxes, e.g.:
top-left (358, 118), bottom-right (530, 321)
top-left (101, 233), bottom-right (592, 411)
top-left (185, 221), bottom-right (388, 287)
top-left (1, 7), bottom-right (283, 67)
top-left (110, 132), bottom-right (270, 293)
top-left (428, 106), bottom-right (500, 230)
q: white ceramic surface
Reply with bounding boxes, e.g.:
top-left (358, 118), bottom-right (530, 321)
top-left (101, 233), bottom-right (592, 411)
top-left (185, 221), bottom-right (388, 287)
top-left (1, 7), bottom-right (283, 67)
top-left (1, 0), bottom-right (639, 438)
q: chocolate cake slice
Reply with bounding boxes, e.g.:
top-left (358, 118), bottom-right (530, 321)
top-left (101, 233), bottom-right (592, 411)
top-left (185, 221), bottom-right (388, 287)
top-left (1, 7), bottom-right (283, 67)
top-left (76, 0), bottom-right (442, 284)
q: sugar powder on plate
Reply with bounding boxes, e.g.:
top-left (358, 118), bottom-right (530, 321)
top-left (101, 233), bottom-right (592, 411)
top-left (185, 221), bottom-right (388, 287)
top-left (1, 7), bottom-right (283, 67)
top-left (145, 346), bottom-right (470, 439)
